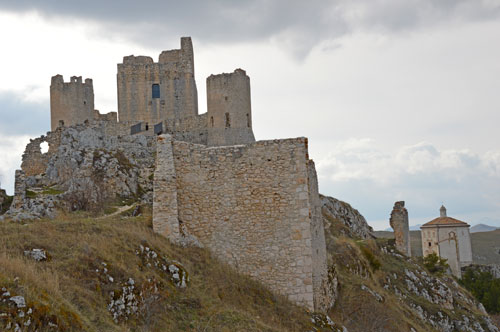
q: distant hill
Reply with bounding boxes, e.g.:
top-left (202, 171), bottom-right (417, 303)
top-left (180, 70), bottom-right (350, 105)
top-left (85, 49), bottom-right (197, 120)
top-left (470, 224), bottom-right (499, 233)
top-left (374, 229), bottom-right (500, 265)
top-left (382, 224), bottom-right (422, 232)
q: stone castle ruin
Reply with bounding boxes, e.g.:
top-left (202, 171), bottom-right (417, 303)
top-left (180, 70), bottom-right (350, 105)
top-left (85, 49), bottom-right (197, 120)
top-left (5, 37), bottom-right (335, 312)
top-left (389, 201), bottom-right (411, 257)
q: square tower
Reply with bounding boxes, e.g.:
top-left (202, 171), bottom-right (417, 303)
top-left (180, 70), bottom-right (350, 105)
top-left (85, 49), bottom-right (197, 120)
top-left (117, 37), bottom-right (198, 125)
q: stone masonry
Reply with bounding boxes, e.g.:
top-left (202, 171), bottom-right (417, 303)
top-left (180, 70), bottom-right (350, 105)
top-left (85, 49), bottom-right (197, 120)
top-left (50, 75), bottom-right (95, 131)
top-left (153, 135), bottom-right (334, 312)
top-left (390, 201), bottom-right (411, 257)
top-left (10, 36), bottom-right (333, 312)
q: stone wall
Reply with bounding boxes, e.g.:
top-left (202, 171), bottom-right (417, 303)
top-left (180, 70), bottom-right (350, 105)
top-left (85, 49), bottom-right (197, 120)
top-left (163, 114), bottom-right (208, 144)
top-left (50, 75), bottom-right (95, 131)
top-left (153, 135), bottom-right (332, 312)
top-left (390, 201), bottom-right (411, 257)
top-left (206, 69), bottom-right (255, 146)
top-left (117, 37), bottom-right (198, 125)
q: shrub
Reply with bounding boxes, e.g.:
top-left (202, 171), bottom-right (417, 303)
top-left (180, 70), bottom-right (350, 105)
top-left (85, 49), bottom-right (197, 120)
top-left (423, 253), bottom-right (449, 275)
top-left (360, 245), bottom-right (381, 271)
top-left (460, 269), bottom-right (500, 314)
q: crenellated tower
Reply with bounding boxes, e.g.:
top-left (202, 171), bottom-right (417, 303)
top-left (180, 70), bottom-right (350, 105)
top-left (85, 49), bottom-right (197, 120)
top-left (206, 69), bottom-right (255, 146)
top-left (117, 37), bottom-right (198, 125)
top-left (50, 75), bottom-right (95, 131)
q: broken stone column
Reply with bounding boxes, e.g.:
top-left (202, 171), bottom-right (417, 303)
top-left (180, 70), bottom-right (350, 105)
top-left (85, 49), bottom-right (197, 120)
top-left (152, 134), bottom-right (181, 242)
top-left (389, 201), bottom-right (411, 257)
top-left (11, 170), bottom-right (26, 210)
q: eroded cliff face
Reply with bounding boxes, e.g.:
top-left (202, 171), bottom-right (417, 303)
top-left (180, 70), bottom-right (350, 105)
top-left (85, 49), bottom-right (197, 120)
top-left (5, 122), bottom-right (156, 220)
top-left (320, 194), bottom-right (374, 240)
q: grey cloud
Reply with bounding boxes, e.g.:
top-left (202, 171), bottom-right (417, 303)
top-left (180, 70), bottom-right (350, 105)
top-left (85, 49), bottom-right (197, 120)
top-left (0, 92), bottom-right (49, 136)
top-left (1, 0), bottom-right (499, 57)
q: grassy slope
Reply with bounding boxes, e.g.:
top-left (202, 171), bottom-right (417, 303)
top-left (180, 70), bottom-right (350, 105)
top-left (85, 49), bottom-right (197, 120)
top-left (374, 230), bottom-right (500, 265)
top-left (0, 210), bottom-right (323, 332)
top-left (326, 218), bottom-right (496, 331)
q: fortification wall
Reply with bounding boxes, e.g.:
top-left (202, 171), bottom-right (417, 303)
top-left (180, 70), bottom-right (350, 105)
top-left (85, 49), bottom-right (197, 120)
top-left (163, 113), bottom-right (208, 144)
top-left (117, 37), bottom-right (198, 125)
top-left (153, 135), bottom-right (332, 311)
top-left (206, 69), bottom-right (255, 146)
top-left (50, 75), bottom-right (95, 131)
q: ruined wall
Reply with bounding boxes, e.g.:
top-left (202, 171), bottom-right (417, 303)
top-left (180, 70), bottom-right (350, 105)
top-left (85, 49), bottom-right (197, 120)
top-left (389, 201), bottom-right (411, 257)
top-left (50, 75), bottom-right (95, 131)
top-left (307, 160), bottom-right (335, 311)
top-left (117, 37), bottom-right (198, 125)
top-left (153, 135), bottom-right (331, 311)
top-left (206, 69), bottom-right (255, 146)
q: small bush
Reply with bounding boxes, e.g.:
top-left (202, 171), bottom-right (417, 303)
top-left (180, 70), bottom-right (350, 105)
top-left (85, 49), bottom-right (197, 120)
top-left (423, 253), bottom-right (449, 275)
top-left (360, 245), bottom-right (381, 271)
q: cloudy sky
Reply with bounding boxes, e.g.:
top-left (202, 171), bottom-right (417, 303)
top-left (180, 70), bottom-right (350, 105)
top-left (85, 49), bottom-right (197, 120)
top-left (0, 1), bottom-right (499, 230)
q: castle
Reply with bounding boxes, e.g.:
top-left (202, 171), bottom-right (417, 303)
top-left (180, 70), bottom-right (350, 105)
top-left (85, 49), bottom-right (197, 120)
top-left (421, 206), bottom-right (472, 278)
top-left (50, 37), bottom-right (254, 147)
top-left (8, 37), bottom-right (334, 312)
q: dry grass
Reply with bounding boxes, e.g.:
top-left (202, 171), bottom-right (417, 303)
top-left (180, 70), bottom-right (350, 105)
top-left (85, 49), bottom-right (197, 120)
top-left (0, 211), bottom-right (318, 332)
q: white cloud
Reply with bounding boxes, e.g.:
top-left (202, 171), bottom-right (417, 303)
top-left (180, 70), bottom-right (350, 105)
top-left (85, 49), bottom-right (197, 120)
top-left (316, 138), bottom-right (500, 230)
top-left (0, 134), bottom-right (30, 195)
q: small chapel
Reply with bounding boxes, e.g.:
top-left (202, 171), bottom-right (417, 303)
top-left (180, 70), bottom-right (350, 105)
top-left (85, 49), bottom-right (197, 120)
top-left (420, 205), bottom-right (473, 278)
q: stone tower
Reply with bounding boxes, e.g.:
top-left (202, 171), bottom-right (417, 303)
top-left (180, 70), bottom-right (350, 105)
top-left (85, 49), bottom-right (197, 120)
top-left (50, 75), bottom-right (95, 131)
top-left (117, 37), bottom-right (198, 125)
top-left (389, 201), bottom-right (411, 257)
top-left (206, 69), bottom-right (255, 146)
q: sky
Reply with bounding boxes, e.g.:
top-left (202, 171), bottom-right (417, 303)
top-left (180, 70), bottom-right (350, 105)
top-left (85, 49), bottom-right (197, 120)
top-left (0, 0), bottom-right (499, 230)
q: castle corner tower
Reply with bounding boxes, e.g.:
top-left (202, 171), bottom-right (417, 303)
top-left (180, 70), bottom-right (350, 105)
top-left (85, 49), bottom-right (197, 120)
top-left (50, 75), bottom-right (95, 131)
top-left (206, 69), bottom-right (255, 146)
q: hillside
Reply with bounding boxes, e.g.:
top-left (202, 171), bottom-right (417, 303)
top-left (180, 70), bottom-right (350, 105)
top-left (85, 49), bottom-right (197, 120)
top-left (1, 201), bottom-right (499, 331)
top-left (374, 230), bottom-right (500, 265)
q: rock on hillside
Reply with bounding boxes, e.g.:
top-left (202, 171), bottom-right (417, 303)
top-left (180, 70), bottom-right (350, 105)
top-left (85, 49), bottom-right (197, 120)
top-left (6, 123), bottom-right (156, 220)
top-left (324, 200), bottom-right (499, 332)
top-left (320, 194), bottom-right (374, 239)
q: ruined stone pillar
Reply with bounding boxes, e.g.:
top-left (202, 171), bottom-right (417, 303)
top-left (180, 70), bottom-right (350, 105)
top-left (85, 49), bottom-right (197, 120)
top-left (152, 134), bottom-right (181, 242)
top-left (12, 170), bottom-right (26, 209)
top-left (389, 201), bottom-right (411, 257)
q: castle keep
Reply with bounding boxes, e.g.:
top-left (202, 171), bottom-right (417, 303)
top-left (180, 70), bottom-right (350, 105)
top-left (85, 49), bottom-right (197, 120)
top-left (10, 37), bottom-right (333, 312)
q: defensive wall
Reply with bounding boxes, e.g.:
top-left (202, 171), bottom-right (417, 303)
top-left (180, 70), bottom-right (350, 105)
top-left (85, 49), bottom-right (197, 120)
top-left (153, 135), bottom-right (333, 312)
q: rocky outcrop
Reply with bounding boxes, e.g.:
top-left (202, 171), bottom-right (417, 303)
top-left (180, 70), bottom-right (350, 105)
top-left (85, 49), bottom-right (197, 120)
top-left (6, 121), bottom-right (157, 220)
top-left (320, 194), bottom-right (374, 239)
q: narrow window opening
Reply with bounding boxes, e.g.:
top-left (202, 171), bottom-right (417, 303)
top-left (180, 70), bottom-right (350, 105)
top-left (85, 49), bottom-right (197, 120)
top-left (210, 116), bottom-right (214, 127)
top-left (246, 113), bottom-right (250, 128)
top-left (83, 100), bottom-right (86, 105)
top-left (428, 242), bottom-right (432, 247)
top-left (225, 113), bottom-right (230, 128)
top-left (145, 123), bottom-right (149, 131)
top-left (224, 96), bottom-right (228, 101)
top-left (152, 84), bottom-right (160, 99)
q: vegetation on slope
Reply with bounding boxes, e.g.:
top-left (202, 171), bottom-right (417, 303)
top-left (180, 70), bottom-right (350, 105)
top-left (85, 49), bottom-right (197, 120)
top-left (0, 209), bottom-right (332, 332)
top-left (460, 269), bottom-right (500, 314)
top-left (324, 210), bottom-right (498, 332)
